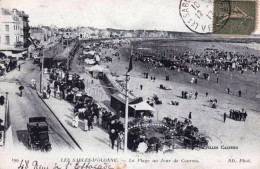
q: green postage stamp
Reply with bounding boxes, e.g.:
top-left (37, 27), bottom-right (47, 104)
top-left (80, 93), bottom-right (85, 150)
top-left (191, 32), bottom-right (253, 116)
top-left (213, 0), bottom-right (258, 35)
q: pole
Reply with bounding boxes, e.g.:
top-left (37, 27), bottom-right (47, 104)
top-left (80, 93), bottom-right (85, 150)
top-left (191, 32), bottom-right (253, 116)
top-left (5, 92), bottom-right (9, 129)
top-left (40, 48), bottom-right (44, 93)
top-left (124, 73), bottom-right (129, 154)
top-left (67, 39), bottom-right (69, 71)
top-left (157, 110), bottom-right (158, 122)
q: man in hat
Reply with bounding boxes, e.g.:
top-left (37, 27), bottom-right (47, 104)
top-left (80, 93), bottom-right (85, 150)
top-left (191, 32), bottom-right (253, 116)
top-left (109, 129), bottom-right (118, 149)
top-left (224, 113), bottom-right (227, 123)
top-left (87, 116), bottom-right (93, 131)
top-left (188, 112), bottom-right (192, 119)
top-left (244, 111), bottom-right (247, 122)
top-left (195, 91), bottom-right (198, 99)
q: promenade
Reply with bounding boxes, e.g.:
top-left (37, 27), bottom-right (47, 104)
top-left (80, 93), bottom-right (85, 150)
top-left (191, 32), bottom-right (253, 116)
top-left (39, 73), bottom-right (125, 154)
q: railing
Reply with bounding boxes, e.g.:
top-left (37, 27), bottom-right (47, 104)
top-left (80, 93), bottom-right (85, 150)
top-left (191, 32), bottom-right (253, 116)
top-left (3, 99), bottom-right (9, 147)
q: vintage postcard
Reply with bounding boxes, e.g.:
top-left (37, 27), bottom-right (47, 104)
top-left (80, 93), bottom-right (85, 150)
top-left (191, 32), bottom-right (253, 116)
top-left (0, 0), bottom-right (259, 168)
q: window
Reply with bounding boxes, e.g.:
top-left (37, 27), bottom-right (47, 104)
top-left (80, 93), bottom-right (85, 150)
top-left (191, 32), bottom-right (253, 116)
top-left (5, 36), bottom-right (10, 45)
top-left (5, 25), bottom-right (9, 32)
top-left (14, 25), bottom-right (15, 30)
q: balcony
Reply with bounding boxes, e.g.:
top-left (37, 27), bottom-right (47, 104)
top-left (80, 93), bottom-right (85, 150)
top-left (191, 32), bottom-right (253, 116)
top-left (15, 41), bottom-right (24, 48)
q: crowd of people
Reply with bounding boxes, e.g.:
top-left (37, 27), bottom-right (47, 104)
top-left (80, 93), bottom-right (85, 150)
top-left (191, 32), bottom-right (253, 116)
top-left (133, 45), bottom-right (259, 83)
top-left (229, 109), bottom-right (248, 121)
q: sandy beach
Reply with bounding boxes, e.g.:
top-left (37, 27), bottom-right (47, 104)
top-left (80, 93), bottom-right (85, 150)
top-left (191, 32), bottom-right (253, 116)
top-left (95, 39), bottom-right (260, 153)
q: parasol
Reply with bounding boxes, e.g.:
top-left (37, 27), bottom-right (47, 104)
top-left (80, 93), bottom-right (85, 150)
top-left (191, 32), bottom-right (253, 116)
top-left (137, 142), bottom-right (148, 153)
top-left (76, 92), bottom-right (82, 97)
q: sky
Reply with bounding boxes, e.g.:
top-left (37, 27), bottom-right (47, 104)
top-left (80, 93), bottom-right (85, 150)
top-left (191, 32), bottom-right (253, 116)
top-left (0, 0), bottom-right (190, 31)
top-left (1, 0), bottom-right (260, 33)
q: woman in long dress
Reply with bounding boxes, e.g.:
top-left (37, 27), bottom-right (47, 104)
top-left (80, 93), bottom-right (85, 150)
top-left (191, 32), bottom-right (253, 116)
top-left (84, 118), bottom-right (88, 131)
top-left (73, 113), bottom-right (79, 128)
top-left (93, 115), bottom-right (97, 126)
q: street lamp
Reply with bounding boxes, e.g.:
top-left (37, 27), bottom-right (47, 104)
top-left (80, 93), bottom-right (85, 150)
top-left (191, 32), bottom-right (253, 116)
top-left (5, 92), bottom-right (8, 105)
top-left (124, 73), bottom-right (130, 154)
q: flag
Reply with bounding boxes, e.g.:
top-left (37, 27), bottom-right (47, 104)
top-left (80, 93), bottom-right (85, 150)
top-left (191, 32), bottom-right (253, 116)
top-left (127, 55), bottom-right (133, 73)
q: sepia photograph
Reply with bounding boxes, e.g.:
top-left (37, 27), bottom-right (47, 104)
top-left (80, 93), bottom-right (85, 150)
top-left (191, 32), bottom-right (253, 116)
top-left (0, 0), bottom-right (259, 168)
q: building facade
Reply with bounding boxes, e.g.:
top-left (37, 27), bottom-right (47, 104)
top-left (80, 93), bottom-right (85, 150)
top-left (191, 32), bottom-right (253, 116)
top-left (0, 8), bottom-right (30, 59)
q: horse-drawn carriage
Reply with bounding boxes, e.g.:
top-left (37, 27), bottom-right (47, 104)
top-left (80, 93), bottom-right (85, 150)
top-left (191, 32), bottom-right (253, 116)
top-left (27, 117), bottom-right (51, 151)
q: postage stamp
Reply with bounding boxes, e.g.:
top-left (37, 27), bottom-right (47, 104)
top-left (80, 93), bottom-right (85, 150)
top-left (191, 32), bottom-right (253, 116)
top-left (179, 0), bottom-right (257, 35)
top-left (179, 0), bottom-right (231, 34)
top-left (213, 0), bottom-right (257, 35)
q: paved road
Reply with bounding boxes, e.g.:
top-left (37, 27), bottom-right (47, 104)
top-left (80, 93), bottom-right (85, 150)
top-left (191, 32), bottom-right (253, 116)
top-left (0, 59), bottom-right (80, 153)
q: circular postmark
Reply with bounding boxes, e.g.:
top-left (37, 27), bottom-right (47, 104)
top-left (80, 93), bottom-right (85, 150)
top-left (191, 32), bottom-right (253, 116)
top-left (179, 0), bottom-right (231, 34)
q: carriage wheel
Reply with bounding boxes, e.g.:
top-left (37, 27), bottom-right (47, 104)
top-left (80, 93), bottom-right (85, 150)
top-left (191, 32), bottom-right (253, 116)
top-left (194, 146), bottom-right (200, 151)
top-left (28, 137), bottom-right (32, 149)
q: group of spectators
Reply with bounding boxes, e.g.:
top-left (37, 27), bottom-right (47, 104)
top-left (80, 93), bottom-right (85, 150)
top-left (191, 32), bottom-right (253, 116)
top-left (0, 59), bottom-right (18, 75)
top-left (229, 109), bottom-right (248, 121)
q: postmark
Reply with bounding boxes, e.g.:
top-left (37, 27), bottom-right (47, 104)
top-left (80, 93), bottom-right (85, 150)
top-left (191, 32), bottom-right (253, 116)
top-left (179, 0), bottom-right (231, 34)
top-left (213, 0), bottom-right (257, 35)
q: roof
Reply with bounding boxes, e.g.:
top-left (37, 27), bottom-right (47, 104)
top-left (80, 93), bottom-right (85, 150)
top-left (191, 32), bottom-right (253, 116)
top-left (111, 92), bottom-right (140, 104)
top-left (54, 47), bottom-right (69, 60)
top-left (129, 101), bottom-right (156, 112)
top-left (1, 8), bottom-right (12, 15)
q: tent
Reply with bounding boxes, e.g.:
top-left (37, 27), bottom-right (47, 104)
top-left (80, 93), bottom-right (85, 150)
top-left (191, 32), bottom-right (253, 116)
top-left (86, 65), bottom-right (109, 78)
top-left (110, 92), bottom-right (155, 117)
top-left (83, 45), bottom-right (91, 49)
top-left (129, 101), bottom-right (156, 118)
top-left (87, 65), bottom-right (109, 73)
top-left (83, 50), bottom-right (95, 55)
top-left (256, 93), bottom-right (260, 99)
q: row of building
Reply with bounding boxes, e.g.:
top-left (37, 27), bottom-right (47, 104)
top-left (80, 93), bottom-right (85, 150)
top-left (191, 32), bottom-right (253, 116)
top-left (0, 8), bottom-right (69, 59)
top-left (77, 27), bottom-right (176, 40)
top-left (76, 27), bottom-right (200, 40)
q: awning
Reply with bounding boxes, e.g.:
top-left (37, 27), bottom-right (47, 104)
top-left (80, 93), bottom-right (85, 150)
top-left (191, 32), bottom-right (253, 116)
top-left (84, 59), bottom-right (96, 65)
top-left (129, 101), bottom-right (156, 112)
top-left (21, 51), bottom-right (27, 55)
